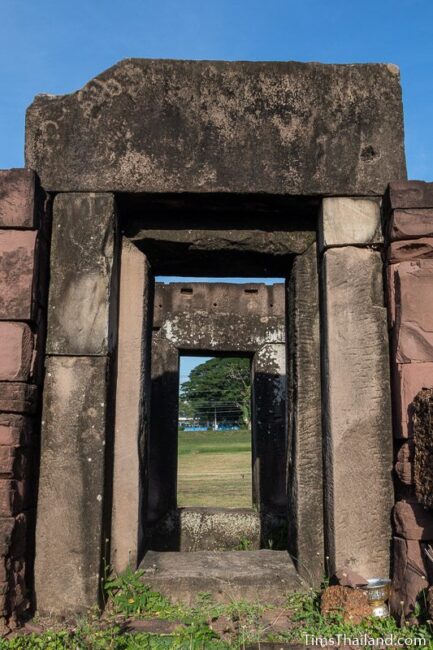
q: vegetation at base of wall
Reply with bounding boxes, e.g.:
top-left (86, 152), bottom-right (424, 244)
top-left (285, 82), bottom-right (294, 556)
top-left (282, 589), bottom-right (433, 643)
top-left (2, 571), bottom-right (433, 649)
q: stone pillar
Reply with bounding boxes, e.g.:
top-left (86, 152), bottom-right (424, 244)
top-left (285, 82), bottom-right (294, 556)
top-left (253, 342), bottom-right (287, 514)
top-left (35, 193), bottom-right (119, 614)
top-left (384, 182), bottom-right (433, 619)
top-left (111, 240), bottom-right (153, 572)
top-left (147, 336), bottom-right (179, 525)
top-left (287, 243), bottom-right (323, 586)
top-left (320, 197), bottom-right (393, 578)
top-left (0, 169), bottom-right (48, 631)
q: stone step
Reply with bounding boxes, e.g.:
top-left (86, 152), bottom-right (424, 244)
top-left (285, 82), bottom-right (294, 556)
top-left (139, 549), bottom-right (303, 605)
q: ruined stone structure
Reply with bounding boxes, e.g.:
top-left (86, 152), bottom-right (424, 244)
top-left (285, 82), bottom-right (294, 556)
top-left (0, 57), bottom-right (432, 628)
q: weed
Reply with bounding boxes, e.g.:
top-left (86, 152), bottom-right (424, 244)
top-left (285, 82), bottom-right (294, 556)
top-left (3, 570), bottom-right (433, 649)
top-left (104, 566), bottom-right (179, 620)
top-left (234, 537), bottom-right (252, 551)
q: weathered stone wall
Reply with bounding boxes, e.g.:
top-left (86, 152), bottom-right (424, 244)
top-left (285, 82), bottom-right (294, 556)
top-left (385, 182), bottom-right (433, 620)
top-left (0, 170), bottom-right (49, 631)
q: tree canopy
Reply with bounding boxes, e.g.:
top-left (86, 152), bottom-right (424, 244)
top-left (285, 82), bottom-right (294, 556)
top-left (180, 357), bottom-right (251, 427)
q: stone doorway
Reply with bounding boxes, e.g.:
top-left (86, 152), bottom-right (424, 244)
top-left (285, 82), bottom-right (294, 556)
top-left (108, 193), bottom-right (324, 585)
top-left (22, 59), bottom-right (398, 618)
top-left (176, 354), bottom-right (253, 511)
top-left (146, 281), bottom-right (287, 552)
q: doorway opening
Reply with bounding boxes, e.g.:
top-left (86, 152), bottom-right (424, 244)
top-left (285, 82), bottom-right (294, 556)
top-left (147, 277), bottom-right (289, 552)
top-left (177, 354), bottom-right (253, 509)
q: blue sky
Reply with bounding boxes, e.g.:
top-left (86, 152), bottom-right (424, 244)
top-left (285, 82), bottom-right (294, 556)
top-left (2, 0), bottom-right (433, 378)
top-left (2, 0), bottom-right (433, 177)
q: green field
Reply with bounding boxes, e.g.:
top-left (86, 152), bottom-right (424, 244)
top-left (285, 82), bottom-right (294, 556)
top-left (177, 428), bottom-right (252, 507)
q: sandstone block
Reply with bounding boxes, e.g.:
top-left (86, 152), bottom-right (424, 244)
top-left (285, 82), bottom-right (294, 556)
top-left (0, 415), bottom-right (32, 447)
top-left (397, 440), bottom-right (415, 462)
top-left (0, 383), bottom-right (38, 414)
top-left (0, 480), bottom-right (29, 516)
top-left (393, 500), bottom-right (433, 540)
top-left (0, 323), bottom-right (33, 381)
top-left (388, 238), bottom-right (433, 263)
top-left (0, 557), bottom-right (10, 583)
top-left (389, 537), bottom-right (427, 620)
top-left (395, 462), bottom-right (413, 485)
top-left (0, 170), bottom-right (36, 229)
top-left (413, 388), bottom-right (433, 507)
top-left (46, 194), bottom-right (118, 355)
top-left (0, 230), bottom-right (37, 320)
top-left (392, 261), bottom-right (433, 363)
top-left (322, 246), bottom-right (393, 577)
top-left (0, 519), bottom-right (15, 556)
top-left (0, 514), bottom-right (26, 558)
top-left (0, 449), bottom-right (16, 479)
top-left (319, 197), bottom-right (382, 250)
top-left (395, 449), bottom-right (413, 485)
top-left (111, 241), bottom-right (151, 573)
top-left (35, 355), bottom-right (109, 613)
top-left (388, 181), bottom-right (433, 210)
top-left (0, 448), bottom-right (28, 479)
top-left (287, 244), bottom-right (323, 585)
top-left (389, 208), bottom-right (433, 241)
top-left (26, 60), bottom-right (405, 195)
top-left (393, 363), bottom-right (433, 438)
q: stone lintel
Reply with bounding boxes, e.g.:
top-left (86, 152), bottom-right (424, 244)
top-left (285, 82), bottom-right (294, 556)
top-left (159, 312), bottom-right (285, 352)
top-left (26, 59), bottom-right (406, 195)
top-left (154, 282), bottom-right (285, 322)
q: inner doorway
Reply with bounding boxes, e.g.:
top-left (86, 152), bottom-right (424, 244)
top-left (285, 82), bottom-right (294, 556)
top-left (147, 278), bottom-right (288, 552)
top-left (178, 355), bottom-right (253, 509)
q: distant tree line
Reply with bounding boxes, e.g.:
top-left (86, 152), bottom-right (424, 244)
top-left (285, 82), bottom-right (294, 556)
top-left (179, 357), bottom-right (251, 428)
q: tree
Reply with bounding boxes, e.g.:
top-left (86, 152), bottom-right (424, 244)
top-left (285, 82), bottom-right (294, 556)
top-left (180, 357), bottom-right (251, 428)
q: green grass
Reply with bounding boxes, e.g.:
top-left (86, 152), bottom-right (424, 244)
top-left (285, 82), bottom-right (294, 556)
top-left (4, 571), bottom-right (433, 649)
top-left (177, 429), bottom-right (252, 508)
